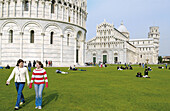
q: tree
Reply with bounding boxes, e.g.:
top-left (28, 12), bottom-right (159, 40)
top-left (158, 56), bottom-right (162, 63)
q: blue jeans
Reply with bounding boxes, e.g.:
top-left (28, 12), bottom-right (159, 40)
top-left (15, 82), bottom-right (25, 107)
top-left (28, 67), bottom-right (31, 72)
top-left (34, 84), bottom-right (45, 107)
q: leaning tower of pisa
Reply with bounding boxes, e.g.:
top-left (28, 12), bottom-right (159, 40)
top-left (0, 0), bottom-right (87, 66)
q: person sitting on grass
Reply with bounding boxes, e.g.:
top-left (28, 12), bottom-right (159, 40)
top-left (148, 67), bottom-right (152, 71)
top-left (104, 63), bottom-right (107, 67)
top-left (68, 65), bottom-right (77, 71)
top-left (73, 65), bottom-right (77, 70)
top-left (56, 69), bottom-right (69, 74)
top-left (68, 66), bottom-right (72, 70)
top-left (136, 72), bottom-right (143, 77)
top-left (158, 66), bottom-right (164, 69)
top-left (129, 66), bottom-right (133, 70)
top-left (117, 66), bottom-right (123, 70)
top-left (121, 66), bottom-right (124, 69)
top-left (143, 69), bottom-right (150, 78)
top-left (78, 68), bottom-right (86, 71)
top-left (5, 64), bottom-right (10, 69)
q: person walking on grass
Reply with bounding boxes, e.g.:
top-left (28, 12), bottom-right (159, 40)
top-left (166, 63), bottom-right (168, 69)
top-left (6, 59), bottom-right (30, 110)
top-left (46, 60), bottom-right (48, 67)
top-left (28, 61), bottom-right (32, 72)
top-left (29, 61), bottom-right (48, 109)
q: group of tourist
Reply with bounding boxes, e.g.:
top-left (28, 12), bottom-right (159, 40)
top-left (68, 65), bottom-right (87, 71)
top-left (99, 63), bottom-right (107, 68)
top-left (136, 65), bottom-right (152, 78)
top-left (4, 59), bottom-right (170, 110)
top-left (117, 65), bottom-right (133, 70)
top-left (45, 60), bottom-right (53, 67)
top-left (6, 59), bottom-right (48, 110)
top-left (136, 69), bottom-right (150, 78)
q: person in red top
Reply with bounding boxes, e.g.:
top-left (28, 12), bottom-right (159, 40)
top-left (29, 61), bottom-right (48, 109)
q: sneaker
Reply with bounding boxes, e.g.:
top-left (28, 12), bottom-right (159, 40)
top-left (35, 106), bottom-right (38, 109)
top-left (20, 101), bottom-right (25, 105)
top-left (14, 106), bottom-right (19, 110)
top-left (38, 106), bottom-right (42, 109)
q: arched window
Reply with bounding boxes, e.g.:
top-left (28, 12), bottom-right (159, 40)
top-left (100, 31), bottom-right (102, 35)
top-left (108, 30), bottom-right (111, 35)
top-left (50, 32), bottom-right (54, 44)
top-left (51, 0), bottom-right (55, 13)
top-left (9, 30), bottom-right (13, 43)
top-left (58, 1), bottom-right (62, 4)
top-left (69, 3), bottom-right (72, 8)
top-left (64, 2), bottom-right (67, 6)
top-left (24, 1), bottom-right (29, 11)
top-left (30, 30), bottom-right (34, 43)
top-left (67, 34), bottom-right (70, 46)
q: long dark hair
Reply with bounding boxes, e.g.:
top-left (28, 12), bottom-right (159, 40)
top-left (36, 61), bottom-right (44, 68)
top-left (16, 59), bottom-right (24, 66)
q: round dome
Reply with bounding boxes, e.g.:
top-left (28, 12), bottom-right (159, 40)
top-left (118, 22), bottom-right (129, 33)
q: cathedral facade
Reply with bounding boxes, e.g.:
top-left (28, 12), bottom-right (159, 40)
top-left (85, 20), bottom-right (160, 64)
top-left (0, 0), bottom-right (87, 66)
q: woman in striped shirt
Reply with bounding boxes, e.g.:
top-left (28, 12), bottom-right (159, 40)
top-left (29, 61), bottom-right (48, 109)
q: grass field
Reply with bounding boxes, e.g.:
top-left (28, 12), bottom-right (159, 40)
top-left (0, 65), bottom-right (170, 111)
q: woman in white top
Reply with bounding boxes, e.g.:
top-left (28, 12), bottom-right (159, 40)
top-left (6, 59), bottom-right (30, 110)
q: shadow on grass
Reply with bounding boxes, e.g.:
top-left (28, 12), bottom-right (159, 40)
top-left (7, 94), bottom-right (35, 111)
top-left (24, 94), bottom-right (35, 107)
top-left (42, 91), bottom-right (59, 108)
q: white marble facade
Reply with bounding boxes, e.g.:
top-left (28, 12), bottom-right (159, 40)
top-left (85, 20), bottom-right (160, 64)
top-left (0, 0), bottom-right (87, 66)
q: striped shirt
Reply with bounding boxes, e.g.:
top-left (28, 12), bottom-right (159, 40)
top-left (30, 68), bottom-right (48, 84)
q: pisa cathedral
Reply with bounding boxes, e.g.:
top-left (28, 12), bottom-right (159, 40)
top-left (0, 0), bottom-right (87, 66)
top-left (85, 20), bottom-right (160, 64)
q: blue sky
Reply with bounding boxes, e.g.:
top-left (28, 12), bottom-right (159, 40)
top-left (86, 0), bottom-right (170, 56)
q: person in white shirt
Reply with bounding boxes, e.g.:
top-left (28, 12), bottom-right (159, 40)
top-left (6, 59), bottom-right (30, 110)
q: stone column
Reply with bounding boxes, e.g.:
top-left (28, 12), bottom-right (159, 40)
top-left (0, 1), bottom-right (3, 17)
top-left (77, 11), bottom-right (80, 25)
top-left (41, 33), bottom-right (45, 63)
top-left (28, 0), bottom-right (31, 17)
top-left (55, 3), bottom-right (58, 20)
top-left (20, 32), bottom-right (24, 59)
top-left (0, 33), bottom-right (2, 65)
top-left (60, 35), bottom-right (64, 63)
top-left (74, 38), bottom-right (77, 64)
top-left (6, 0), bottom-right (9, 17)
top-left (49, 1), bottom-right (52, 19)
top-left (62, 5), bottom-right (64, 20)
top-left (75, 10), bottom-right (77, 24)
top-left (67, 7), bottom-right (69, 22)
top-left (13, 0), bottom-right (16, 17)
top-left (80, 40), bottom-right (85, 65)
top-left (20, 0), bottom-right (23, 17)
top-left (123, 42), bottom-right (127, 64)
top-left (35, 0), bottom-right (38, 17)
top-left (81, 12), bottom-right (83, 26)
top-left (42, 1), bottom-right (45, 18)
top-left (71, 8), bottom-right (74, 23)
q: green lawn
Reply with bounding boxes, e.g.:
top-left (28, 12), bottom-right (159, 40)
top-left (0, 65), bottom-right (170, 111)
